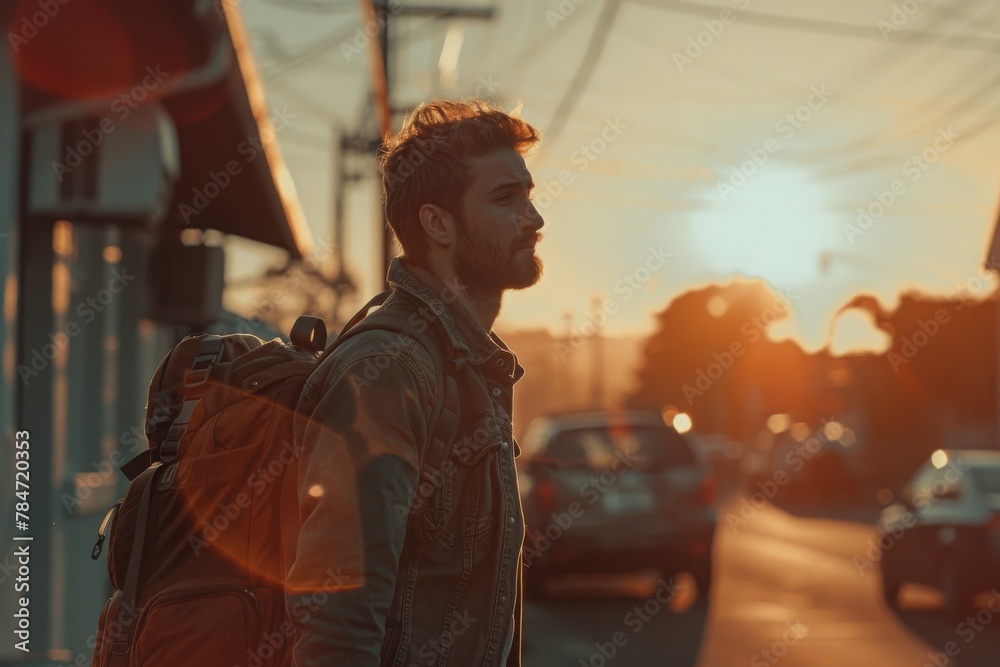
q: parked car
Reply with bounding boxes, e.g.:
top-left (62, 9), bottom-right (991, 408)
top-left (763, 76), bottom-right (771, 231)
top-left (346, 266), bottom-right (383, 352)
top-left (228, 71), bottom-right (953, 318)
top-left (878, 449), bottom-right (1000, 616)
top-left (517, 410), bottom-right (717, 598)
top-left (757, 435), bottom-right (859, 506)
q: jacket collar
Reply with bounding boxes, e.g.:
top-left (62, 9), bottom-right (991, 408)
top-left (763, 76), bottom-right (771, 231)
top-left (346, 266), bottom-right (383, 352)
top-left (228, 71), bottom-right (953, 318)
top-left (387, 257), bottom-right (524, 381)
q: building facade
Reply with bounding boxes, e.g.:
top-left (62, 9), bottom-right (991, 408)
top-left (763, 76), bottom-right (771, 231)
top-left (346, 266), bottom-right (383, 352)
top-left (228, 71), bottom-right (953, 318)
top-left (0, 1), bottom-right (311, 662)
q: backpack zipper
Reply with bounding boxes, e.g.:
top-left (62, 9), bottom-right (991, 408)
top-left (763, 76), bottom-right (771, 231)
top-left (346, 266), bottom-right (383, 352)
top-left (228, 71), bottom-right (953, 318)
top-left (91, 499), bottom-right (123, 560)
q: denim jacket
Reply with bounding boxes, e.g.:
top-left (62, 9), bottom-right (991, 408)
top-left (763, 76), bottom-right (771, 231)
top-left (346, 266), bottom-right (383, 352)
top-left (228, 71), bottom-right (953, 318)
top-left (286, 258), bottom-right (526, 667)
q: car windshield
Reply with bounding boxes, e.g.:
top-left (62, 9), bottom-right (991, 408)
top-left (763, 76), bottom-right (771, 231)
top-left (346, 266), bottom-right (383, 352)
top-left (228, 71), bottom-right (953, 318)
top-left (542, 425), bottom-right (695, 470)
top-left (971, 466), bottom-right (1000, 494)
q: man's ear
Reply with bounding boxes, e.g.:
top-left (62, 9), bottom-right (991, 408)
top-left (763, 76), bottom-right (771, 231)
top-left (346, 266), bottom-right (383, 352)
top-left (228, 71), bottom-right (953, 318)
top-left (418, 203), bottom-right (457, 248)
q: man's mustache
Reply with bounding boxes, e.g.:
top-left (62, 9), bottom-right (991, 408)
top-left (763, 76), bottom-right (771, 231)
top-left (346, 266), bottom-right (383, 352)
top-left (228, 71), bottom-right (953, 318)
top-left (513, 233), bottom-right (543, 250)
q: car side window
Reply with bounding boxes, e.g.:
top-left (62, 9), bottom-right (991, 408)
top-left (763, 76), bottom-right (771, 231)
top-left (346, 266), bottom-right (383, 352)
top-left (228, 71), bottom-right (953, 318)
top-left (933, 469), bottom-right (961, 501)
top-left (906, 465), bottom-right (937, 507)
top-left (543, 432), bottom-right (592, 467)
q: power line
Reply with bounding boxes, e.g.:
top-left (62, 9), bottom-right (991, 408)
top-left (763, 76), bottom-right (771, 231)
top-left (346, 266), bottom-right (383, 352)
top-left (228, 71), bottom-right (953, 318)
top-left (545, 0), bottom-right (623, 149)
top-left (265, 76), bottom-right (347, 123)
top-left (817, 67), bottom-right (1000, 178)
top-left (261, 0), bottom-right (355, 13)
top-left (627, 0), bottom-right (1000, 53)
top-left (259, 23), bottom-right (360, 78)
top-left (791, 0), bottom-right (997, 171)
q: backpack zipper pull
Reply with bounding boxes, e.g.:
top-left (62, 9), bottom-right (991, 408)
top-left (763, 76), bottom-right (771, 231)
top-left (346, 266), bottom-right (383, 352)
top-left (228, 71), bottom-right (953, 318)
top-left (244, 589), bottom-right (264, 615)
top-left (91, 500), bottom-right (123, 560)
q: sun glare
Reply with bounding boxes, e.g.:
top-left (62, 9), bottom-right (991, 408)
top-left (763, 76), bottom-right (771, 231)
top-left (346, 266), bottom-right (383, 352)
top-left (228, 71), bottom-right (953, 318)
top-left (673, 412), bottom-right (693, 433)
top-left (690, 167), bottom-right (840, 287)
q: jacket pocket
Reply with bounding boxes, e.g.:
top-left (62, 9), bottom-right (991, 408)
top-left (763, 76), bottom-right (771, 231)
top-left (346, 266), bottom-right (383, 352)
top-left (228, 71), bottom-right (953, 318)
top-left (436, 430), bottom-right (505, 550)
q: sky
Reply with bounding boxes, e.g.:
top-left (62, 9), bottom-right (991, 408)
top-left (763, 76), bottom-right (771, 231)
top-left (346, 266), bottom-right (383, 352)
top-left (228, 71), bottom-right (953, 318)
top-left (228, 0), bottom-right (1000, 353)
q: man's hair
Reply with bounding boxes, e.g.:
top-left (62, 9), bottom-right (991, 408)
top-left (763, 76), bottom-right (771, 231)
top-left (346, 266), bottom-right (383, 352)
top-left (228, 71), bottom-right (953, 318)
top-left (379, 99), bottom-right (540, 265)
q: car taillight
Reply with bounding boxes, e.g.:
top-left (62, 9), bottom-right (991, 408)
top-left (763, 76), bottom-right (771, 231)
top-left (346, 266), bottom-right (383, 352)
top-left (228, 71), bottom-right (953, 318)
top-left (536, 477), bottom-right (556, 518)
top-left (987, 512), bottom-right (1000, 537)
top-left (699, 474), bottom-right (716, 506)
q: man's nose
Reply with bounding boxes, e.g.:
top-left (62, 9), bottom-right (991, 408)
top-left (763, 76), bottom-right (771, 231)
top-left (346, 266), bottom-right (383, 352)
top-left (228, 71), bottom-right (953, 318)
top-left (519, 201), bottom-right (544, 232)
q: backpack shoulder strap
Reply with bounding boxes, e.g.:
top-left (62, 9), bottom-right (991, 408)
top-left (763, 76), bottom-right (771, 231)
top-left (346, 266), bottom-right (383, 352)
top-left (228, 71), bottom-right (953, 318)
top-left (120, 335), bottom-right (226, 480)
top-left (108, 462), bottom-right (164, 664)
top-left (322, 293), bottom-right (461, 501)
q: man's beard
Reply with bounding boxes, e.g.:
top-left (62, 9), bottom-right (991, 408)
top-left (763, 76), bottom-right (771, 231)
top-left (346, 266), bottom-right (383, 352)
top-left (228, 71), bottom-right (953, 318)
top-left (454, 218), bottom-right (542, 293)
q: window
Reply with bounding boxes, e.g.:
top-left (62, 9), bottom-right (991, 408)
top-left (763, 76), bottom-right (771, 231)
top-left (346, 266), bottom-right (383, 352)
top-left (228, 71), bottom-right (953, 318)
top-left (972, 467), bottom-right (1000, 495)
top-left (543, 425), bottom-right (696, 470)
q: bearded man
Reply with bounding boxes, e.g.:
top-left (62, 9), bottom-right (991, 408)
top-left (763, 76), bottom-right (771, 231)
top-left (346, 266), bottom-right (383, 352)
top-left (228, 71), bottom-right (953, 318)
top-left (287, 98), bottom-right (544, 667)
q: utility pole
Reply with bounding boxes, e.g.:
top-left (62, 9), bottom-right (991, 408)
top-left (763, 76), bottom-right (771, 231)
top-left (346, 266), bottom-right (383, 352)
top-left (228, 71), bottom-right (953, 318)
top-left (329, 126), bottom-right (374, 326)
top-left (589, 295), bottom-right (604, 408)
top-left (360, 0), bottom-right (495, 286)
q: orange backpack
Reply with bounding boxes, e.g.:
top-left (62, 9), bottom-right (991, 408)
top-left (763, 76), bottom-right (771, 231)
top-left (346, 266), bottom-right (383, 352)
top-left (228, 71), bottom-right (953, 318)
top-left (90, 294), bottom-right (459, 667)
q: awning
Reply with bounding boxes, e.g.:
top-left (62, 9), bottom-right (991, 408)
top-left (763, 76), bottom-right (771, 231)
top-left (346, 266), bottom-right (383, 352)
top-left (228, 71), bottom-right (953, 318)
top-left (986, 192), bottom-right (1000, 272)
top-left (14, 0), bottom-right (311, 258)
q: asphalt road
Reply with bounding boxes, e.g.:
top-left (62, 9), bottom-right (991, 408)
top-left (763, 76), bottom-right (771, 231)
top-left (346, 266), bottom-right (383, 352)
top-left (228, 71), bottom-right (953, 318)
top-left (522, 497), bottom-right (1000, 667)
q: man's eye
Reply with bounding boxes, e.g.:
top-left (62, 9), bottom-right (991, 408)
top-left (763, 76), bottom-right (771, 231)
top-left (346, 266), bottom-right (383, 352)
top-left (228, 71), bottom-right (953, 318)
top-left (497, 194), bottom-right (511, 203)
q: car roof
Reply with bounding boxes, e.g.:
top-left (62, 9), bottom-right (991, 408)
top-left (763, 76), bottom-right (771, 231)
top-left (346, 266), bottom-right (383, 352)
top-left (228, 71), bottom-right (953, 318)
top-left (938, 449), bottom-right (1000, 468)
top-left (534, 410), bottom-right (670, 431)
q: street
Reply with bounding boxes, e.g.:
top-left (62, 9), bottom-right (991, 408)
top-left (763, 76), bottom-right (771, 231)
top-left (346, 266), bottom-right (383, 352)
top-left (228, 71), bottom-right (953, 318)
top-left (523, 497), bottom-right (1000, 667)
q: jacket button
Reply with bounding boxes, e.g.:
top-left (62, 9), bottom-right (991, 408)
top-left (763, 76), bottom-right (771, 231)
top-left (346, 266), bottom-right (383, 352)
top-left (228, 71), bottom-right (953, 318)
top-left (508, 516), bottom-right (515, 523)
top-left (501, 441), bottom-right (509, 449)
top-left (496, 358), bottom-right (505, 367)
top-left (492, 387), bottom-right (502, 397)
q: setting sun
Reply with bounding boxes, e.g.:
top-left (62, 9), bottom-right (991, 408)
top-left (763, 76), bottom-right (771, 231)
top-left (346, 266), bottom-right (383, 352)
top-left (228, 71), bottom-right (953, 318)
top-left (690, 167), bottom-right (841, 288)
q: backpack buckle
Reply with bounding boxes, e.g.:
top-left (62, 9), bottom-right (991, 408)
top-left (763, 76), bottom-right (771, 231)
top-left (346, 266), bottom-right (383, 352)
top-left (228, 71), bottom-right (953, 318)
top-left (184, 336), bottom-right (224, 389)
top-left (159, 464), bottom-right (178, 488)
top-left (184, 368), bottom-right (211, 388)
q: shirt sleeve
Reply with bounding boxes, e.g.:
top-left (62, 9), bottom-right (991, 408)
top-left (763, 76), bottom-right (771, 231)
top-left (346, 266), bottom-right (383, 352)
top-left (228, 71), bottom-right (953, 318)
top-left (286, 348), bottom-right (431, 667)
